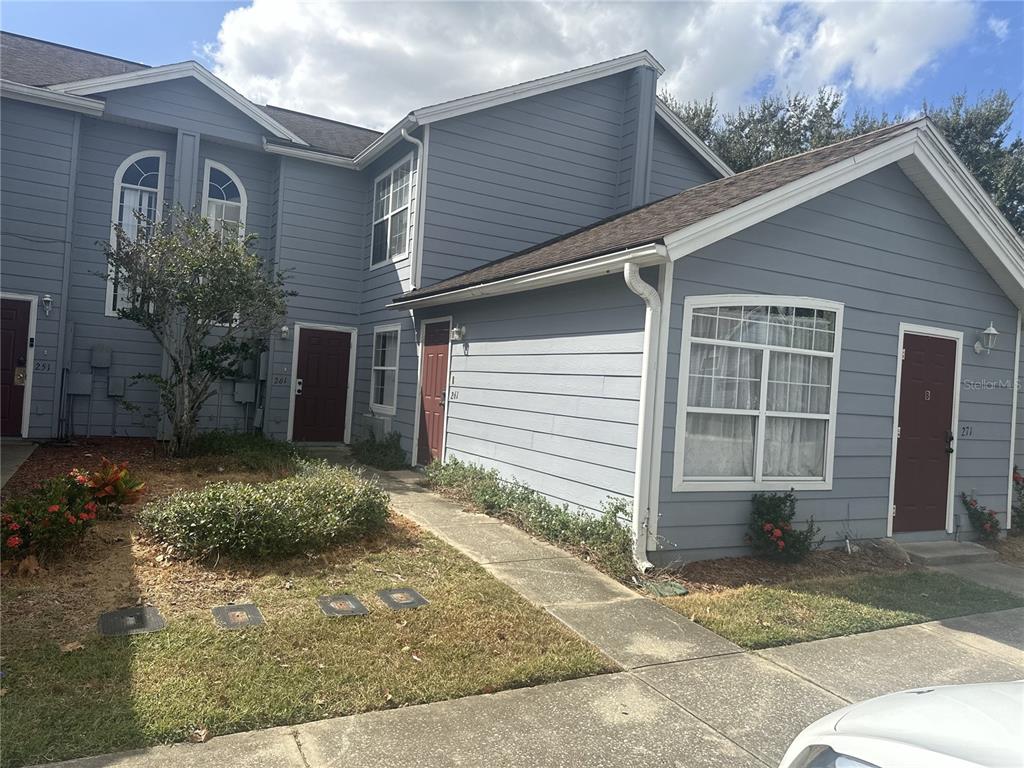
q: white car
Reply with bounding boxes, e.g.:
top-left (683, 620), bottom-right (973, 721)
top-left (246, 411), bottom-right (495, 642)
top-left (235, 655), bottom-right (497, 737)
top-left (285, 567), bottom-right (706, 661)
top-left (779, 681), bottom-right (1023, 768)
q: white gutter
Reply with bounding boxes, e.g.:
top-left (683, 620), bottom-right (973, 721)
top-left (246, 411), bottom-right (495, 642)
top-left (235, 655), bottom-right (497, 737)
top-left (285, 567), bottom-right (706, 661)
top-left (1, 79), bottom-right (105, 116)
top-left (623, 262), bottom-right (661, 573)
top-left (391, 242), bottom-right (667, 309)
top-left (400, 127), bottom-right (427, 290)
top-left (262, 138), bottom-right (358, 169)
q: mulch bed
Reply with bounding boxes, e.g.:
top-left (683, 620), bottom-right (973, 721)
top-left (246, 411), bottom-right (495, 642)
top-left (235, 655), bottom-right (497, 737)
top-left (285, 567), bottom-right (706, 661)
top-left (662, 543), bottom-right (920, 593)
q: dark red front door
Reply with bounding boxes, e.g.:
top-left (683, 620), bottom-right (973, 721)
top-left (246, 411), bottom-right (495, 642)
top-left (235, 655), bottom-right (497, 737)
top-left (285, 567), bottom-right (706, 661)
top-left (893, 333), bottom-right (957, 533)
top-left (1, 298), bottom-right (31, 437)
top-left (417, 321), bottom-right (450, 465)
top-left (293, 328), bottom-right (351, 442)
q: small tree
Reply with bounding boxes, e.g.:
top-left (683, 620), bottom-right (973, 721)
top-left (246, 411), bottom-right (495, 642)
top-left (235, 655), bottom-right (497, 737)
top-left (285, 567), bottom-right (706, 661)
top-left (103, 208), bottom-right (288, 455)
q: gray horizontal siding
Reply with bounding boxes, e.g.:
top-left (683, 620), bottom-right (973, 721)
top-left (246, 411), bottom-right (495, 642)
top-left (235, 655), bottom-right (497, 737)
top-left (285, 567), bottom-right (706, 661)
top-left (648, 119), bottom-right (717, 201)
top-left (0, 99), bottom-right (77, 437)
top-left (423, 275), bottom-right (646, 512)
top-left (654, 163), bottom-right (1019, 562)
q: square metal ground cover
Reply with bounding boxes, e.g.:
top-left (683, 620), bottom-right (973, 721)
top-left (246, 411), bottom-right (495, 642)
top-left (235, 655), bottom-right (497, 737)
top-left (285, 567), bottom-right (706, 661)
top-left (317, 594), bottom-right (368, 617)
top-left (211, 603), bottom-right (265, 630)
top-left (98, 606), bottom-right (167, 636)
top-left (377, 587), bottom-right (428, 610)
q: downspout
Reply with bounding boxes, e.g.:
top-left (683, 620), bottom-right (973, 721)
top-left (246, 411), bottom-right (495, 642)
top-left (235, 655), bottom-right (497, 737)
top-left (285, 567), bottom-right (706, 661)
top-left (400, 127), bottom-right (427, 291)
top-left (623, 262), bottom-right (660, 573)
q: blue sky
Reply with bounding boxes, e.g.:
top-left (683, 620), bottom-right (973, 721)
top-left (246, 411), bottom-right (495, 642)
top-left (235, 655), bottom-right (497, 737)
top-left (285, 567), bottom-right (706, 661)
top-left (3, 1), bottom-right (1022, 132)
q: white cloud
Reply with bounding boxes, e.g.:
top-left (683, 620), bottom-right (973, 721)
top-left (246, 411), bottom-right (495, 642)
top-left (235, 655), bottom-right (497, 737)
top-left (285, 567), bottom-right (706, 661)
top-left (987, 15), bottom-right (1010, 42)
top-left (207, 0), bottom-right (979, 131)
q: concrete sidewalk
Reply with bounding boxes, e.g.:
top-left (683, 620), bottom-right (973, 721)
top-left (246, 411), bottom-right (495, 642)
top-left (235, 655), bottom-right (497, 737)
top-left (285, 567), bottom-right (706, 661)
top-left (1, 439), bottom-right (35, 488)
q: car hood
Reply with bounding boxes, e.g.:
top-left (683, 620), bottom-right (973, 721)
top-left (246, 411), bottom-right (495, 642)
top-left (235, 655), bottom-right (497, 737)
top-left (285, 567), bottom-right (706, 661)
top-left (832, 681), bottom-right (1023, 767)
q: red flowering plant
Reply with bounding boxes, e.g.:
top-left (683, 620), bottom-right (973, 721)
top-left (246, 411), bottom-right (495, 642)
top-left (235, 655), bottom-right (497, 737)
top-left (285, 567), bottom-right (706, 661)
top-left (960, 492), bottom-right (1002, 542)
top-left (67, 457), bottom-right (145, 516)
top-left (1012, 466), bottom-right (1023, 532)
top-left (746, 489), bottom-right (822, 562)
top-left (1, 478), bottom-right (96, 562)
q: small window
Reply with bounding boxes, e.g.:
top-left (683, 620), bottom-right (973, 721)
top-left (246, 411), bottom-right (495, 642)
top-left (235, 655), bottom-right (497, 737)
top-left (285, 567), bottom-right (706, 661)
top-left (673, 296), bottom-right (844, 491)
top-left (202, 161), bottom-right (247, 240)
top-left (107, 151), bottom-right (165, 316)
top-left (370, 155), bottom-right (414, 268)
top-left (370, 325), bottom-right (401, 414)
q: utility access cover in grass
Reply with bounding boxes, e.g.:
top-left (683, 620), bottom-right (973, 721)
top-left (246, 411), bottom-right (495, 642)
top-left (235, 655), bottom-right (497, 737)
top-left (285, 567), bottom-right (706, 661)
top-left (211, 603), bottom-right (265, 630)
top-left (378, 587), bottom-right (428, 610)
top-left (317, 594), bottom-right (368, 617)
top-left (98, 606), bottom-right (166, 636)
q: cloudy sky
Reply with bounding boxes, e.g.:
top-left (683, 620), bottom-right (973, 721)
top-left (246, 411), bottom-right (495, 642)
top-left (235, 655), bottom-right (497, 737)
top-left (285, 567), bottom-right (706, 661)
top-left (5, 0), bottom-right (1022, 132)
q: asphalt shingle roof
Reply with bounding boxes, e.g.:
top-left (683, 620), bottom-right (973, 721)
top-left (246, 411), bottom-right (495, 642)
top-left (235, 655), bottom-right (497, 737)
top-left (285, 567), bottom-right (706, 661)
top-left (0, 31), bottom-right (380, 158)
top-left (395, 120), bottom-right (922, 303)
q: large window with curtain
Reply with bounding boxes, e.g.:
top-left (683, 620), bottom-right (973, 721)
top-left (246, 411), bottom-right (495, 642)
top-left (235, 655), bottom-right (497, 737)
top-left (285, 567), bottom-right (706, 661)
top-left (673, 296), bottom-right (843, 491)
top-left (107, 151), bottom-right (165, 316)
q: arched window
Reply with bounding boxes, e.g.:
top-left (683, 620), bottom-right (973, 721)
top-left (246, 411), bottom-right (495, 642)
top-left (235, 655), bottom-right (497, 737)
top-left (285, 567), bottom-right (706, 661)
top-left (107, 150), bottom-right (165, 315)
top-left (202, 160), bottom-right (247, 239)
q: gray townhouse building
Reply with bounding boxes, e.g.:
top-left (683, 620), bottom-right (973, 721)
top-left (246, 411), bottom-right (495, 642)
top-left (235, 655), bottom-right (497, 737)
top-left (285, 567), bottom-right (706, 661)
top-left (2, 32), bottom-right (1022, 564)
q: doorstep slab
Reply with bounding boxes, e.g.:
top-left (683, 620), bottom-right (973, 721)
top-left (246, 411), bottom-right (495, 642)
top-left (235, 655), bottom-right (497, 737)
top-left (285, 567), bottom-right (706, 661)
top-left (636, 654), bottom-right (849, 766)
top-left (482, 556), bottom-right (638, 607)
top-left (760, 622), bottom-right (1024, 702)
top-left (902, 540), bottom-right (998, 566)
top-left (547, 598), bottom-right (740, 668)
top-left (295, 672), bottom-right (763, 768)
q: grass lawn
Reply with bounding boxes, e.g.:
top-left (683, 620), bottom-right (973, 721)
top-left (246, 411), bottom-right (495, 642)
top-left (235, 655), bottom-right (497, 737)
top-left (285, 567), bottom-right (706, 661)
top-left (659, 570), bottom-right (1024, 649)
top-left (1, 439), bottom-right (613, 768)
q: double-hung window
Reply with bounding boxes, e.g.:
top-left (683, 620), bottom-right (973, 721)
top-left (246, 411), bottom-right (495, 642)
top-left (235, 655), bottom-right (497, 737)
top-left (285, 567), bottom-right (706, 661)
top-left (107, 151), bottom-right (165, 316)
top-left (673, 296), bottom-right (843, 491)
top-left (202, 160), bottom-right (247, 240)
top-left (370, 324), bottom-right (401, 414)
top-left (370, 155), bottom-right (414, 268)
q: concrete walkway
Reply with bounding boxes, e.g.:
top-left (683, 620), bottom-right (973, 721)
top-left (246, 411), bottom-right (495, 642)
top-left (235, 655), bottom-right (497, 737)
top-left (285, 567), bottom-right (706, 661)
top-left (39, 469), bottom-right (1024, 768)
top-left (1, 439), bottom-right (36, 488)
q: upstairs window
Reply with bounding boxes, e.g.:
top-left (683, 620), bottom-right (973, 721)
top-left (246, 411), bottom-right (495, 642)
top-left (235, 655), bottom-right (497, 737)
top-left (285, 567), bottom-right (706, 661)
top-left (370, 155), bottom-right (414, 268)
top-left (107, 151), bottom-right (165, 316)
top-left (202, 160), bottom-right (247, 240)
top-left (370, 324), bottom-right (400, 414)
top-left (673, 296), bottom-right (844, 491)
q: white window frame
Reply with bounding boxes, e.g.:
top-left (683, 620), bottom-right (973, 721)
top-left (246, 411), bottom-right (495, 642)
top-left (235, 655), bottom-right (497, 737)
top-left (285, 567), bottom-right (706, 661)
top-left (370, 323), bottom-right (402, 416)
top-left (106, 150), bottom-right (166, 317)
top-left (201, 159), bottom-right (247, 239)
top-left (369, 153), bottom-right (415, 270)
top-left (672, 294), bottom-right (844, 492)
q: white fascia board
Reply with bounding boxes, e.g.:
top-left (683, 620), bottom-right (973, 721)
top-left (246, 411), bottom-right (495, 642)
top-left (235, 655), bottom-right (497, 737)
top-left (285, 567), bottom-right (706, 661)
top-left (262, 138), bottom-right (358, 170)
top-left (48, 62), bottom-right (309, 145)
top-left (1, 79), bottom-right (105, 116)
top-left (411, 51), bottom-right (664, 126)
top-left (654, 99), bottom-right (734, 178)
top-left (663, 122), bottom-right (1024, 309)
top-left (391, 243), bottom-right (668, 309)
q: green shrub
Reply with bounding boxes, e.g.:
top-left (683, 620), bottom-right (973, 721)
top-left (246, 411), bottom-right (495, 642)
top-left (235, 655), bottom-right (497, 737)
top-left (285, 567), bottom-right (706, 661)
top-left (1012, 466), bottom-right (1023, 532)
top-left (140, 462), bottom-right (389, 560)
top-left (425, 458), bottom-right (635, 580)
top-left (185, 431), bottom-right (301, 473)
top-left (960, 492), bottom-right (1001, 541)
top-left (351, 431), bottom-right (409, 470)
top-left (746, 490), bottom-right (821, 562)
top-left (2, 478), bottom-right (97, 562)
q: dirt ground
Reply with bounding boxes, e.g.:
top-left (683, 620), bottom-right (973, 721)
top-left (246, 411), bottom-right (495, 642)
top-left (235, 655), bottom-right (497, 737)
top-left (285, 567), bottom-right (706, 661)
top-left (990, 531), bottom-right (1024, 565)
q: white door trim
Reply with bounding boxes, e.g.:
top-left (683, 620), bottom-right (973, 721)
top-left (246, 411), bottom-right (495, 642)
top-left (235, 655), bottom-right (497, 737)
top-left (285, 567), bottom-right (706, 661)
top-left (286, 322), bottom-right (357, 444)
top-left (0, 293), bottom-right (38, 439)
top-left (886, 322), bottom-right (964, 537)
top-left (410, 316), bottom-right (453, 466)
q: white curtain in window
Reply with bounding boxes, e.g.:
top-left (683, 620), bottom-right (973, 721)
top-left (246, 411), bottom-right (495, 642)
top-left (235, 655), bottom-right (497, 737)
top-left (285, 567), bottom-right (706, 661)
top-left (763, 417), bottom-right (826, 477)
top-left (684, 412), bottom-right (756, 477)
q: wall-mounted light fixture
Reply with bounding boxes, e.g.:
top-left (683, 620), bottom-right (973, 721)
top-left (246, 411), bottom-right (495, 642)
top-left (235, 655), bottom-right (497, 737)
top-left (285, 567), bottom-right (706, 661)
top-left (450, 325), bottom-right (466, 342)
top-left (280, 324), bottom-right (290, 340)
top-left (973, 321), bottom-right (998, 355)
top-left (41, 294), bottom-right (53, 317)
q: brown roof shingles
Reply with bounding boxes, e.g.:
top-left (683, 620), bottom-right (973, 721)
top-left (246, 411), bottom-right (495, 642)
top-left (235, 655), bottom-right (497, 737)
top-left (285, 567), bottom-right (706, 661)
top-left (395, 120), bottom-right (923, 304)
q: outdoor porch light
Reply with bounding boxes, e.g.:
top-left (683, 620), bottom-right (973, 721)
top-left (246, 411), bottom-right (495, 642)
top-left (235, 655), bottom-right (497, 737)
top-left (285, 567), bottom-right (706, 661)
top-left (450, 325), bottom-right (466, 342)
top-left (974, 321), bottom-right (999, 355)
top-left (41, 294), bottom-right (53, 317)
top-left (280, 324), bottom-right (289, 340)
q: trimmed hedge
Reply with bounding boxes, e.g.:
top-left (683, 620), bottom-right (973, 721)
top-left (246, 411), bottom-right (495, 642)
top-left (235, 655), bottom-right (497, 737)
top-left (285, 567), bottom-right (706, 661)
top-left (140, 462), bottom-right (389, 560)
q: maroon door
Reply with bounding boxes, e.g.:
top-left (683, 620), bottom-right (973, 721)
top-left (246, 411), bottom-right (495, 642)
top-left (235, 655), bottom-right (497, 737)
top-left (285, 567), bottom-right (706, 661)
top-left (292, 328), bottom-right (351, 442)
top-left (892, 333), bottom-right (957, 533)
top-left (417, 321), bottom-right (450, 465)
top-left (1, 298), bottom-right (31, 437)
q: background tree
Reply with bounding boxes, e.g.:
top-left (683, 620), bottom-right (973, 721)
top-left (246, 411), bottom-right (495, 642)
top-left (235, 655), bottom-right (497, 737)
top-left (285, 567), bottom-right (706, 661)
top-left (662, 88), bottom-right (1023, 232)
top-left (104, 208), bottom-right (289, 455)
